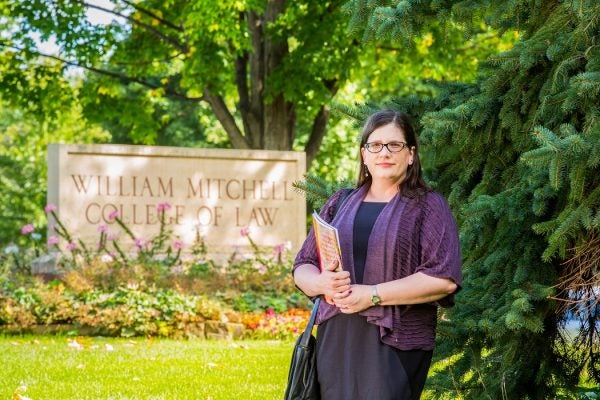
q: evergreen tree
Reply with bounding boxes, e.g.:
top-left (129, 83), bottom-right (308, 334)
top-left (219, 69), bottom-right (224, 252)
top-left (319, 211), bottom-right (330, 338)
top-left (343, 0), bottom-right (599, 398)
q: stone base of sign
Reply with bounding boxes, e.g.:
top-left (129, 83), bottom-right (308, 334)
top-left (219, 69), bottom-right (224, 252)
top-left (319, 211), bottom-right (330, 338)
top-left (30, 253), bottom-right (60, 275)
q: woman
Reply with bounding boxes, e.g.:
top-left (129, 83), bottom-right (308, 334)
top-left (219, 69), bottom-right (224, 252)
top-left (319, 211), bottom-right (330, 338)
top-left (293, 109), bottom-right (462, 399)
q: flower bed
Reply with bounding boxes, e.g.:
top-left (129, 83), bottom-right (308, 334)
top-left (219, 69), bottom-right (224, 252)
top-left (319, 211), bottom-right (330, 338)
top-left (0, 202), bottom-right (311, 339)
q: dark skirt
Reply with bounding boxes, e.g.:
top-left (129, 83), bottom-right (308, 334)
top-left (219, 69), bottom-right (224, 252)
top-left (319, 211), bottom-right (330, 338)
top-left (316, 313), bottom-right (433, 400)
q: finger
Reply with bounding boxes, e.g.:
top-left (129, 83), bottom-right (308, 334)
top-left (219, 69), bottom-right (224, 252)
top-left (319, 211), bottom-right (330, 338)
top-left (334, 288), bottom-right (352, 299)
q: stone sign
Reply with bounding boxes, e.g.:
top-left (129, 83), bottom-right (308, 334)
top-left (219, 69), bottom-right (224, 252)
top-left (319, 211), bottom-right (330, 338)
top-left (47, 144), bottom-right (306, 257)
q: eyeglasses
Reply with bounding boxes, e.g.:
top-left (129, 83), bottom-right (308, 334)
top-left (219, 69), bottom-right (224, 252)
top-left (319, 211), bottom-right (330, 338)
top-left (363, 141), bottom-right (409, 153)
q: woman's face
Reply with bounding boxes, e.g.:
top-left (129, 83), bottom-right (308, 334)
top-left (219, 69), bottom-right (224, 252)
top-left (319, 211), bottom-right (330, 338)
top-left (361, 123), bottom-right (414, 186)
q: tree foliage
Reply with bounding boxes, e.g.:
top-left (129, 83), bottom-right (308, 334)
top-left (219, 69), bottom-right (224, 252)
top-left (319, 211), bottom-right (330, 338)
top-left (343, 0), bottom-right (599, 398)
top-left (1, 0), bottom-right (361, 167)
top-left (0, 67), bottom-right (109, 245)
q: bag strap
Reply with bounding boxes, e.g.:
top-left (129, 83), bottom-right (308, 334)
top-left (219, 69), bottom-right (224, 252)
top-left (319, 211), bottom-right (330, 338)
top-left (299, 297), bottom-right (321, 346)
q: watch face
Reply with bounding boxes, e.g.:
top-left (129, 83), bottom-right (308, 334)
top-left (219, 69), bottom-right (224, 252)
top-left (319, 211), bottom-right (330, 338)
top-left (371, 295), bottom-right (381, 305)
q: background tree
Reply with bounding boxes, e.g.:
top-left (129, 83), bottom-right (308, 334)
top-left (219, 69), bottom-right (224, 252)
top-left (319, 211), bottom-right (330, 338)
top-left (2, 0), bottom-right (361, 168)
top-left (0, 55), bottom-right (109, 244)
top-left (343, 0), bottom-right (599, 398)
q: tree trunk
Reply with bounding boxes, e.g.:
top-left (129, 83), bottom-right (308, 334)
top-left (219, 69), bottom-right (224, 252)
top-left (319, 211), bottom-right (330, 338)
top-left (208, 0), bottom-right (333, 168)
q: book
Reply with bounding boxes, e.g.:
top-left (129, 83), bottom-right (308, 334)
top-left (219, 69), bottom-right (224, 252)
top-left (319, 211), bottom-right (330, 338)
top-left (312, 211), bottom-right (343, 272)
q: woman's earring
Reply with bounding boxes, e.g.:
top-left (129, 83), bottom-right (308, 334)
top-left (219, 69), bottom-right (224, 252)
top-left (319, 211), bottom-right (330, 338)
top-left (364, 164), bottom-right (369, 177)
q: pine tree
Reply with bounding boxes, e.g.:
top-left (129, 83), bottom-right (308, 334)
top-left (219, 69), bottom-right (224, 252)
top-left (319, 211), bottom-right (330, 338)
top-left (340, 1), bottom-right (599, 398)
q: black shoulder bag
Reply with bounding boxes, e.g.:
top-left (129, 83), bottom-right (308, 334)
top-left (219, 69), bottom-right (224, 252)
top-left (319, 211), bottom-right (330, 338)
top-left (284, 188), bottom-right (353, 400)
top-left (283, 296), bottom-right (321, 400)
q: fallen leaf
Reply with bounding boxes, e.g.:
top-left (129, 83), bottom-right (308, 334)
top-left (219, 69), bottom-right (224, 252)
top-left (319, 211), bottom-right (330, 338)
top-left (68, 340), bottom-right (83, 350)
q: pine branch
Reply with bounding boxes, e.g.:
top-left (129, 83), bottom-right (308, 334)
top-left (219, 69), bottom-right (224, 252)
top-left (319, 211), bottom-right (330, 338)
top-left (292, 174), bottom-right (352, 209)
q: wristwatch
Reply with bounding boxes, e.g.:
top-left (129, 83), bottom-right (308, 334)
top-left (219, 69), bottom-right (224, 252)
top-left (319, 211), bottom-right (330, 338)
top-left (371, 285), bottom-right (381, 306)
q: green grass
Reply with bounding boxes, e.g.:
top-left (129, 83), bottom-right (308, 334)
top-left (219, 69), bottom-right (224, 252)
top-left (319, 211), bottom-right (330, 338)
top-left (1, 335), bottom-right (294, 400)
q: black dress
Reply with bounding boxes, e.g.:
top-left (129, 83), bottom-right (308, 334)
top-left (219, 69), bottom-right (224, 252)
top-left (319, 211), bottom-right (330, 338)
top-left (315, 202), bottom-right (433, 400)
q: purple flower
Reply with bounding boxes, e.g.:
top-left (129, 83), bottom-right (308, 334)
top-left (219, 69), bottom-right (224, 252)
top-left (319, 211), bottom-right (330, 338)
top-left (134, 238), bottom-right (145, 249)
top-left (66, 242), bottom-right (77, 251)
top-left (47, 236), bottom-right (59, 246)
top-left (173, 240), bottom-right (184, 250)
top-left (157, 202), bottom-right (172, 212)
top-left (21, 224), bottom-right (34, 235)
top-left (97, 225), bottom-right (109, 233)
top-left (240, 227), bottom-right (250, 237)
top-left (44, 204), bottom-right (58, 213)
top-left (108, 210), bottom-right (119, 221)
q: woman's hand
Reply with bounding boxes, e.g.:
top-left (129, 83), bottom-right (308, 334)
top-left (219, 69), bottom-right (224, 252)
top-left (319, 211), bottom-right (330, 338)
top-left (318, 265), bottom-right (351, 304)
top-left (292, 261), bottom-right (351, 303)
top-left (333, 284), bottom-right (372, 313)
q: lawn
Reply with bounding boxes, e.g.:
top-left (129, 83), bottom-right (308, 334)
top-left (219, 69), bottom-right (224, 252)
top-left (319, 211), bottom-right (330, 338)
top-left (2, 336), bottom-right (294, 400)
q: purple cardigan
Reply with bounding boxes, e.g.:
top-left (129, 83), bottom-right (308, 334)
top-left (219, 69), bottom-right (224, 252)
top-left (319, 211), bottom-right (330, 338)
top-left (293, 185), bottom-right (462, 351)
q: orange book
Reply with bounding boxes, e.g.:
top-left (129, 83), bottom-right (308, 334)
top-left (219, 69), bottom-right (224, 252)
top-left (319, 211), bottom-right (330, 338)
top-left (313, 212), bottom-right (343, 304)
top-left (312, 211), bottom-right (343, 273)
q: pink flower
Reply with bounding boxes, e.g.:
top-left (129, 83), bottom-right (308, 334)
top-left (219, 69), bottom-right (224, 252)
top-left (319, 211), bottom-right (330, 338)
top-left (107, 234), bottom-right (117, 241)
top-left (108, 210), bottom-right (119, 221)
top-left (173, 240), bottom-right (184, 250)
top-left (240, 227), bottom-right (250, 237)
top-left (273, 243), bottom-right (286, 256)
top-left (134, 238), bottom-right (145, 249)
top-left (66, 242), bottom-right (77, 251)
top-left (44, 204), bottom-right (57, 213)
top-left (97, 225), bottom-right (109, 233)
top-left (47, 236), bottom-right (59, 246)
top-left (21, 224), bottom-right (34, 235)
top-left (157, 202), bottom-right (172, 212)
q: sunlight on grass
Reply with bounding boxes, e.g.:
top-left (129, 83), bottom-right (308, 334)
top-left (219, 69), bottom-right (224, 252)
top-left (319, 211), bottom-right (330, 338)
top-left (1, 336), bottom-right (293, 400)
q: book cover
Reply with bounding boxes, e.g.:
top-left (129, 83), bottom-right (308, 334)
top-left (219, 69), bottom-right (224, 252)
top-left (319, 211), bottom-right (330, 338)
top-left (312, 211), bottom-right (343, 272)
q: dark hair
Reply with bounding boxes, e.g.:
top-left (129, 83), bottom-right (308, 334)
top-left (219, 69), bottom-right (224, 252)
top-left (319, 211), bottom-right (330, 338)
top-left (356, 109), bottom-right (430, 198)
